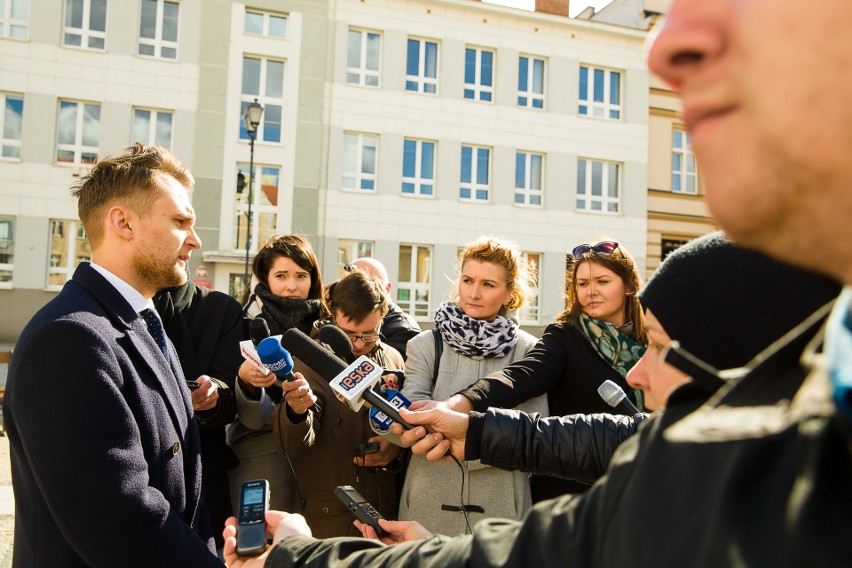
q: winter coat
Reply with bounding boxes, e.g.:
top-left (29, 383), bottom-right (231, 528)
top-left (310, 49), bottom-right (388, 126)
top-left (398, 328), bottom-right (547, 535)
top-left (466, 408), bottom-right (645, 484)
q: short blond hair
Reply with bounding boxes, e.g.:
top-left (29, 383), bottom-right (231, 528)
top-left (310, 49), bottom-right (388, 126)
top-left (451, 237), bottom-right (532, 317)
top-left (71, 143), bottom-right (194, 247)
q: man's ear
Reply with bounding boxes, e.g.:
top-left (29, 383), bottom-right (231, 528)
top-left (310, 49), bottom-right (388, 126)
top-left (106, 206), bottom-right (135, 241)
top-left (385, 282), bottom-right (392, 295)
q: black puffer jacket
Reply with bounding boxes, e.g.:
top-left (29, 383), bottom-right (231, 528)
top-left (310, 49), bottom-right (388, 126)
top-left (465, 408), bottom-right (645, 484)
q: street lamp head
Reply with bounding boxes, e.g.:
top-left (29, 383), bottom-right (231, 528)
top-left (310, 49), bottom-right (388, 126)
top-left (244, 98), bottom-right (264, 138)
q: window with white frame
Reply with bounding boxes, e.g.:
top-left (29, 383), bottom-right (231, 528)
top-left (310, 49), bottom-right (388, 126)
top-left (342, 132), bottom-right (378, 191)
top-left (464, 47), bottom-right (493, 102)
top-left (336, 239), bottom-right (374, 280)
top-left (56, 100), bottom-right (100, 165)
top-left (0, 0), bottom-right (28, 39)
top-left (397, 244), bottom-right (431, 319)
top-left (579, 65), bottom-right (622, 120)
top-left (234, 164), bottom-right (279, 253)
top-left (240, 56), bottom-right (284, 143)
top-left (138, 0), bottom-right (179, 60)
top-left (0, 216), bottom-right (14, 287)
top-left (518, 251), bottom-right (541, 323)
top-left (672, 129), bottom-right (697, 194)
top-left (63, 0), bottom-right (106, 49)
top-left (460, 145), bottom-right (490, 202)
top-left (2, 94), bottom-right (23, 159)
top-left (47, 219), bottom-right (91, 289)
top-left (244, 9), bottom-right (286, 38)
top-left (518, 55), bottom-right (545, 109)
top-left (347, 29), bottom-right (380, 87)
top-left (515, 151), bottom-right (543, 206)
top-left (402, 138), bottom-right (435, 196)
top-left (405, 38), bottom-right (438, 94)
top-left (132, 108), bottom-right (173, 149)
top-left (576, 158), bottom-right (620, 213)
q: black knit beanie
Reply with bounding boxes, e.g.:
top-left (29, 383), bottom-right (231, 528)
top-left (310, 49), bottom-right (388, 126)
top-left (639, 231), bottom-right (840, 370)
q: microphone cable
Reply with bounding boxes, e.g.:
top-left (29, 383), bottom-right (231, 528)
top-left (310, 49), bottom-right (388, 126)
top-left (449, 453), bottom-right (475, 536)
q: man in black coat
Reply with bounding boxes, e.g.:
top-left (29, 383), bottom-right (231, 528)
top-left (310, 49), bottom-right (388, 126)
top-left (4, 144), bottom-right (224, 566)
top-left (155, 281), bottom-right (245, 550)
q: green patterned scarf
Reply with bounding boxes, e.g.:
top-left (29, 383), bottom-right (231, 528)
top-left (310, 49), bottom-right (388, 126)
top-left (576, 313), bottom-right (646, 379)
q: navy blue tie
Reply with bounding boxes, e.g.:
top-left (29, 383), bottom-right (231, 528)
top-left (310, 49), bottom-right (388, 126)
top-left (140, 308), bottom-right (169, 361)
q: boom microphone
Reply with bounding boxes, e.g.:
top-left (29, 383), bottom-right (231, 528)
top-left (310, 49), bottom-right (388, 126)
top-left (318, 325), bottom-right (357, 364)
top-left (598, 380), bottom-right (641, 415)
top-left (280, 328), bottom-right (414, 430)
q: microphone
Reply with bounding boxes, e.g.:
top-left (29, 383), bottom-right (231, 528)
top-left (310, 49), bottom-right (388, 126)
top-left (256, 337), bottom-right (297, 383)
top-left (598, 380), bottom-right (641, 415)
top-left (250, 317), bottom-right (271, 347)
top-left (256, 336), bottom-right (320, 414)
top-left (318, 325), bottom-right (357, 364)
top-left (280, 328), bottom-right (414, 430)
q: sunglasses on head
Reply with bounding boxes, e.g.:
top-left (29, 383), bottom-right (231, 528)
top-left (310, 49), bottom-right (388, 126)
top-left (571, 241), bottom-right (619, 259)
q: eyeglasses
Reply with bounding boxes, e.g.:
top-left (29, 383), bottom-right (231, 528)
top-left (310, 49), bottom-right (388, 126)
top-left (571, 241), bottom-right (619, 259)
top-left (334, 318), bottom-right (382, 345)
top-left (343, 331), bottom-right (381, 344)
top-left (343, 264), bottom-right (354, 272)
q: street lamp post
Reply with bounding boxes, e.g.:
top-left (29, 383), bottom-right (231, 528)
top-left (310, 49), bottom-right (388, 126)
top-left (243, 98), bottom-right (264, 288)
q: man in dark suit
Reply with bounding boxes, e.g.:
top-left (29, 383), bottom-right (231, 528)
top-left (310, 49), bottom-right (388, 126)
top-left (4, 143), bottom-right (224, 566)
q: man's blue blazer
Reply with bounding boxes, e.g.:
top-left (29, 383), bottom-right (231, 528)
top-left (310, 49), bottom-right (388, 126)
top-left (4, 263), bottom-right (224, 567)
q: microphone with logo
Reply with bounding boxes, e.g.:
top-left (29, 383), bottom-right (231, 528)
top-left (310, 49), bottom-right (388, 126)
top-left (317, 325), bottom-right (411, 431)
top-left (598, 380), bottom-right (641, 415)
top-left (280, 328), bottom-right (414, 430)
top-left (255, 336), bottom-right (320, 414)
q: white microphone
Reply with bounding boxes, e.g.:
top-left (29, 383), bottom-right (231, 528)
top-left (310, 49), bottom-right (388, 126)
top-left (328, 355), bottom-right (415, 429)
top-left (598, 380), bottom-right (641, 415)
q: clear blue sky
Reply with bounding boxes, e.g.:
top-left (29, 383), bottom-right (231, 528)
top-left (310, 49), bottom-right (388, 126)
top-left (483, 0), bottom-right (613, 18)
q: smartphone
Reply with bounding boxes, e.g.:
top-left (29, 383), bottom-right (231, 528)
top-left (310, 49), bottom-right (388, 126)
top-left (334, 485), bottom-right (386, 537)
top-left (186, 380), bottom-right (201, 391)
top-left (358, 441), bottom-right (380, 454)
top-left (237, 479), bottom-right (270, 556)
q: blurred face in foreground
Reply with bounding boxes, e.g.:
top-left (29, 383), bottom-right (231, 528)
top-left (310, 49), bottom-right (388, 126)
top-left (648, 0), bottom-right (852, 283)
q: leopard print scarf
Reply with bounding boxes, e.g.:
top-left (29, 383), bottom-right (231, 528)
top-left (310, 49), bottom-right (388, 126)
top-left (434, 301), bottom-right (518, 360)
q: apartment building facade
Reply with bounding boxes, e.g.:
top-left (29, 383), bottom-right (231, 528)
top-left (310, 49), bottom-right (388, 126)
top-left (0, 0), bottom-right (650, 342)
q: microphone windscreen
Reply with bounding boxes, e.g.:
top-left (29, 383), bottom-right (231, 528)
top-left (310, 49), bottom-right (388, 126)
top-left (250, 317), bottom-right (271, 346)
top-left (317, 325), bottom-right (356, 364)
top-left (280, 328), bottom-right (348, 381)
top-left (256, 336), bottom-right (294, 376)
top-left (597, 379), bottom-right (626, 408)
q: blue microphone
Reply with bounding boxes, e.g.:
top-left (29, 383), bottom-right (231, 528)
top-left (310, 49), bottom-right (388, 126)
top-left (257, 336), bottom-right (320, 415)
top-left (256, 336), bottom-right (297, 383)
top-left (369, 388), bottom-right (412, 432)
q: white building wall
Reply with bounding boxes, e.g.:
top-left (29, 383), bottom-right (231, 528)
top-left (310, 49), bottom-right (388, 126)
top-left (319, 0), bottom-right (649, 324)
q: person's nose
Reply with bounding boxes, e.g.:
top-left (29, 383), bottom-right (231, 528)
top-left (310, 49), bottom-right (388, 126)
top-left (646, 0), bottom-right (725, 92)
top-left (588, 283), bottom-right (598, 297)
top-left (186, 225), bottom-right (201, 249)
top-left (626, 352), bottom-right (650, 392)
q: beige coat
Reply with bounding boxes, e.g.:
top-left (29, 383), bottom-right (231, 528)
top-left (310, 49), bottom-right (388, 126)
top-left (398, 328), bottom-right (548, 535)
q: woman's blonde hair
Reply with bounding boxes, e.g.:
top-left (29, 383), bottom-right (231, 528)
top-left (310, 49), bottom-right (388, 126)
top-left (450, 237), bottom-right (534, 317)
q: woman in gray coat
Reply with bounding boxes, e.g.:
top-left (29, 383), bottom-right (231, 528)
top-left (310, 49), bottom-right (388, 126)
top-left (397, 237), bottom-right (548, 536)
